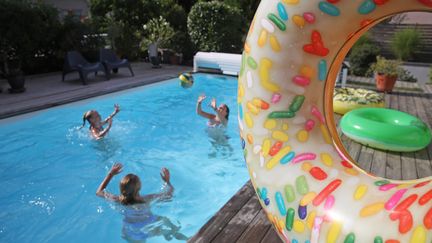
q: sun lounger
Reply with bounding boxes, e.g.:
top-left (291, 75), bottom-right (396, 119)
top-left (99, 49), bottom-right (134, 77)
top-left (62, 51), bottom-right (108, 85)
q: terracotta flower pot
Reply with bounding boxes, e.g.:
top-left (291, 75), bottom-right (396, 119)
top-left (375, 74), bottom-right (397, 92)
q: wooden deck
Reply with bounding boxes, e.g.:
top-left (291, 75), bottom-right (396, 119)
top-left (189, 77), bottom-right (432, 243)
top-left (188, 181), bottom-right (282, 243)
top-left (335, 77), bottom-right (432, 180)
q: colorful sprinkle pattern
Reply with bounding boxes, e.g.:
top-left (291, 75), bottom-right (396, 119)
top-left (239, 1), bottom-right (432, 242)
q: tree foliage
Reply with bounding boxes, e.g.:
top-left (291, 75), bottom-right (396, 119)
top-left (188, 1), bottom-right (243, 53)
top-left (0, 0), bottom-right (63, 75)
top-left (138, 16), bottom-right (175, 50)
top-left (348, 33), bottom-right (381, 76)
top-left (223, 0), bottom-right (260, 29)
top-left (89, 0), bottom-right (188, 59)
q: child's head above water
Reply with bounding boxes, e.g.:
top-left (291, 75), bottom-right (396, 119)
top-left (96, 164), bottom-right (173, 207)
top-left (220, 104), bottom-right (230, 120)
top-left (119, 174), bottom-right (142, 205)
top-left (81, 110), bottom-right (102, 128)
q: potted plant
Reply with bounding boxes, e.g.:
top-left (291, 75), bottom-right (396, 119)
top-left (0, 1), bottom-right (31, 93)
top-left (0, 0), bottom-right (51, 93)
top-left (0, 59), bottom-right (26, 93)
top-left (137, 16), bottom-right (175, 68)
top-left (370, 56), bottom-right (403, 92)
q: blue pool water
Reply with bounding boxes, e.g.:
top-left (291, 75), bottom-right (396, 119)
top-left (0, 73), bottom-right (248, 243)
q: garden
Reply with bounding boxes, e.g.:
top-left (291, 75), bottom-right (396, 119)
top-left (0, 0), bottom-right (259, 88)
top-left (1, 0), bottom-right (431, 90)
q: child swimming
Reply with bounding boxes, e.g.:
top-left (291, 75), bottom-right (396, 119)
top-left (196, 94), bottom-right (229, 127)
top-left (80, 104), bottom-right (120, 139)
top-left (96, 163), bottom-right (187, 241)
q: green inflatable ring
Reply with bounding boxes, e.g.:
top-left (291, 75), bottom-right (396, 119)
top-left (340, 108), bottom-right (431, 152)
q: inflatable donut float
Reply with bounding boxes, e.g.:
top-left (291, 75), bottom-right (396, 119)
top-left (238, 1), bottom-right (432, 242)
top-left (341, 108), bottom-right (432, 152)
top-left (333, 88), bottom-right (384, 115)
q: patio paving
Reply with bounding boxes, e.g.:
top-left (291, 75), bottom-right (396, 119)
top-left (0, 62), bottom-right (190, 119)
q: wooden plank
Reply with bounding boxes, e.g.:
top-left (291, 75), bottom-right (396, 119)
top-left (384, 92), bottom-right (391, 108)
top-left (418, 86), bottom-right (432, 131)
top-left (357, 145), bottom-right (374, 174)
top-left (386, 151), bottom-right (402, 180)
top-left (398, 91), bottom-right (410, 113)
top-left (406, 92), bottom-right (428, 180)
top-left (236, 208), bottom-right (274, 243)
top-left (260, 225), bottom-right (282, 243)
top-left (401, 152), bottom-right (418, 180)
top-left (415, 149), bottom-right (432, 179)
top-left (398, 92), bottom-right (418, 179)
top-left (335, 113), bottom-right (352, 153)
top-left (422, 84), bottom-right (432, 94)
top-left (212, 194), bottom-right (262, 242)
top-left (348, 141), bottom-right (362, 166)
top-left (412, 92), bottom-right (432, 178)
top-left (188, 181), bottom-right (255, 243)
top-left (340, 133), bottom-right (352, 153)
top-left (389, 90), bottom-right (399, 110)
top-left (418, 86), bottom-right (432, 178)
top-left (385, 92), bottom-right (402, 180)
top-left (371, 148), bottom-right (387, 178)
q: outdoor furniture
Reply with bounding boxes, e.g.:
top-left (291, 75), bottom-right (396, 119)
top-left (62, 51), bottom-right (108, 85)
top-left (99, 49), bottom-right (134, 77)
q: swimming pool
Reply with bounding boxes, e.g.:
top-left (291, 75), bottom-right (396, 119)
top-left (0, 73), bottom-right (248, 242)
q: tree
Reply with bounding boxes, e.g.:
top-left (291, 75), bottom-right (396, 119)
top-left (89, 0), bottom-right (189, 59)
top-left (223, 0), bottom-right (260, 27)
top-left (0, 0), bottom-right (61, 75)
top-left (188, 1), bottom-right (243, 53)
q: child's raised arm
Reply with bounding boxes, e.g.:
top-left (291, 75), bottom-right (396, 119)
top-left (103, 104), bottom-right (120, 124)
top-left (96, 162), bottom-right (123, 201)
top-left (196, 95), bottom-right (215, 119)
top-left (142, 168), bottom-right (174, 203)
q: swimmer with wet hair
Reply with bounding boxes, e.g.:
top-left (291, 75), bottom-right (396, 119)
top-left (96, 163), bottom-right (187, 241)
top-left (96, 163), bottom-right (173, 204)
top-left (196, 94), bottom-right (229, 127)
top-left (80, 104), bottom-right (120, 139)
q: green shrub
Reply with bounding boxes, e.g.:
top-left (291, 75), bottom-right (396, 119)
top-left (89, 0), bottom-right (113, 17)
top-left (163, 2), bottom-right (187, 31)
top-left (138, 16), bottom-right (175, 50)
top-left (223, 0), bottom-right (260, 33)
top-left (348, 43), bottom-right (380, 76)
top-left (170, 31), bottom-right (196, 63)
top-left (391, 28), bottom-right (422, 61)
top-left (160, 1), bottom-right (196, 62)
top-left (0, 0), bottom-right (63, 75)
top-left (90, 0), bottom-right (190, 60)
top-left (188, 1), bottom-right (243, 53)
